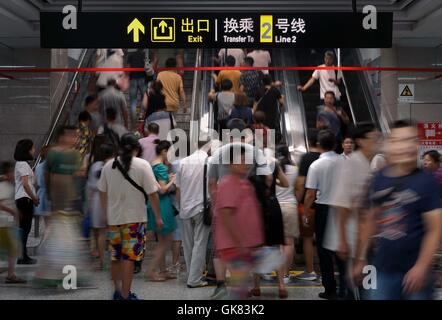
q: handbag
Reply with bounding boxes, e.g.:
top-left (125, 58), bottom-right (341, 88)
top-left (202, 157), bottom-right (212, 226)
top-left (112, 158), bottom-right (149, 204)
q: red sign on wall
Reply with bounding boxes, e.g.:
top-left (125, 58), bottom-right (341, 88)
top-left (417, 122), bottom-right (442, 146)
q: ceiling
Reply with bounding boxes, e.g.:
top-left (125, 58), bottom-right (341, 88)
top-left (1, 0), bottom-right (442, 48)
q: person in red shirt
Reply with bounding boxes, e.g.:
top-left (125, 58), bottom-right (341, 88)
top-left (214, 145), bottom-right (264, 299)
top-left (250, 111), bottom-right (269, 149)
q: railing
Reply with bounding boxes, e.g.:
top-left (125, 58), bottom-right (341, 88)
top-left (189, 49), bottom-right (215, 145)
top-left (334, 48), bottom-right (357, 125)
top-left (34, 49), bottom-right (91, 168)
top-left (274, 49), bottom-right (308, 163)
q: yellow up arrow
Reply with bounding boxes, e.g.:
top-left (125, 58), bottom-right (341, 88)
top-left (159, 20), bottom-right (168, 33)
top-left (127, 18), bottom-right (145, 43)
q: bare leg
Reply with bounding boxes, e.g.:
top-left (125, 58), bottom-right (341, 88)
top-left (282, 237), bottom-right (295, 277)
top-left (214, 258), bottom-right (226, 281)
top-left (146, 234), bottom-right (172, 276)
top-left (111, 261), bottom-right (122, 293)
top-left (97, 228), bottom-right (106, 268)
top-left (303, 237), bottom-right (314, 273)
top-left (7, 256), bottom-right (16, 278)
top-left (121, 260), bottom-right (134, 299)
top-left (172, 240), bottom-right (182, 266)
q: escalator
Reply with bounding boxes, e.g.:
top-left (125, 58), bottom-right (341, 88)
top-left (295, 48), bottom-right (388, 135)
top-left (295, 48), bottom-right (353, 130)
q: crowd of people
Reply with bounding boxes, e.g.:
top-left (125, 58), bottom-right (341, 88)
top-left (0, 48), bottom-right (441, 301)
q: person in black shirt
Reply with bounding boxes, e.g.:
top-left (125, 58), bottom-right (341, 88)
top-left (294, 128), bottom-right (321, 281)
top-left (142, 80), bottom-right (166, 119)
top-left (254, 75), bottom-right (284, 140)
top-left (128, 49), bottom-right (149, 125)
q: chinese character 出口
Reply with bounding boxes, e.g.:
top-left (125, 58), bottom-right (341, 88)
top-left (181, 18), bottom-right (194, 33)
top-left (198, 20), bottom-right (210, 32)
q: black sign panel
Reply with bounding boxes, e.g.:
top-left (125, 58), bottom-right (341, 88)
top-left (40, 12), bottom-right (392, 48)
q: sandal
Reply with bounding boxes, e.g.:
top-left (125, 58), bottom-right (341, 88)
top-left (248, 288), bottom-right (261, 297)
top-left (5, 275), bottom-right (27, 284)
top-left (144, 272), bottom-right (166, 282)
top-left (159, 271), bottom-right (177, 280)
top-left (278, 288), bottom-right (288, 299)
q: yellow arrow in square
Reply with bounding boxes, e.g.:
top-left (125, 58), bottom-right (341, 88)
top-left (127, 18), bottom-right (145, 43)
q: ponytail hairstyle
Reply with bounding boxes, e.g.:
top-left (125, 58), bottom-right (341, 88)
top-left (154, 139), bottom-right (172, 156)
top-left (276, 144), bottom-right (293, 173)
top-left (119, 133), bottom-right (141, 172)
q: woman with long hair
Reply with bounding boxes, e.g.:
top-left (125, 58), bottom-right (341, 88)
top-left (145, 140), bottom-right (177, 281)
top-left (275, 144), bottom-right (299, 285)
top-left (13, 139), bottom-right (38, 264)
top-left (142, 80), bottom-right (166, 120)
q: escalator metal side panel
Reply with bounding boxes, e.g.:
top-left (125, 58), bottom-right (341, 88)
top-left (352, 49), bottom-right (390, 134)
top-left (274, 49), bottom-right (308, 164)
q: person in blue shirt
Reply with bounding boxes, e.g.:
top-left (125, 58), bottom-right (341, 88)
top-left (229, 92), bottom-right (253, 127)
top-left (353, 120), bottom-right (441, 300)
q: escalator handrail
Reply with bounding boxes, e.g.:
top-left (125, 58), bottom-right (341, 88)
top-left (334, 48), bottom-right (357, 125)
top-left (353, 49), bottom-right (390, 133)
top-left (189, 48), bottom-right (202, 144)
top-left (34, 49), bottom-right (89, 168)
top-left (274, 49), bottom-right (308, 163)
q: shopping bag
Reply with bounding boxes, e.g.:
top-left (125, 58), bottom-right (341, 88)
top-left (252, 246), bottom-right (284, 275)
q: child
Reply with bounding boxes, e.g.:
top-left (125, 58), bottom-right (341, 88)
top-left (214, 145), bottom-right (264, 299)
top-left (0, 162), bottom-right (26, 283)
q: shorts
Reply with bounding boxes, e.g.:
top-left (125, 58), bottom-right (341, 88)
top-left (108, 222), bottom-right (147, 262)
top-left (280, 203), bottom-right (300, 238)
top-left (297, 204), bottom-right (315, 238)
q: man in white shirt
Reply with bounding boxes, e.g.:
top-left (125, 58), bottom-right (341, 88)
top-left (304, 129), bottom-right (344, 300)
top-left (176, 141), bottom-right (213, 288)
top-left (97, 133), bottom-right (161, 300)
top-left (330, 123), bottom-right (379, 299)
top-left (298, 50), bottom-right (343, 102)
top-left (247, 49), bottom-right (271, 74)
top-left (215, 48), bottom-right (245, 67)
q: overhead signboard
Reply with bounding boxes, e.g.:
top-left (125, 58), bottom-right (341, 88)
top-left (40, 12), bottom-right (393, 48)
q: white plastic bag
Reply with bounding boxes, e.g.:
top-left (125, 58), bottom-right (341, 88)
top-left (252, 246), bottom-right (283, 275)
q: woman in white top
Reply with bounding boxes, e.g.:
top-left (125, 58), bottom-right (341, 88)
top-left (275, 144), bottom-right (299, 284)
top-left (13, 139), bottom-right (39, 264)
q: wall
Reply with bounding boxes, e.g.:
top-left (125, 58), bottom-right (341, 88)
top-left (0, 48), bottom-right (51, 161)
top-left (381, 46), bottom-right (442, 124)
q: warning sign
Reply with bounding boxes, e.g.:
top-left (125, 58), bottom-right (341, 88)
top-left (398, 83), bottom-right (414, 102)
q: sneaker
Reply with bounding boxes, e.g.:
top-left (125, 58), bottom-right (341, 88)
top-left (295, 271), bottom-right (317, 281)
top-left (187, 281), bottom-right (208, 288)
top-left (112, 290), bottom-right (122, 300)
top-left (210, 285), bottom-right (228, 300)
top-left (283, 274), bottom-right (291, 284)
top-left (128, 291), bottom-right (140, 300)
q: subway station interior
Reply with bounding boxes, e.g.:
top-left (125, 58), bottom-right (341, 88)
top-left (0, 0), bottom-right (442, 301)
